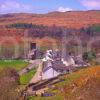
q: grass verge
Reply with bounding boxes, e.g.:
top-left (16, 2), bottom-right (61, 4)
top-left (20, 68), bottom-right (36, 85)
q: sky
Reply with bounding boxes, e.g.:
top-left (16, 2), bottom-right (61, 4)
top-left (0, 0), bottom-right (100, 14)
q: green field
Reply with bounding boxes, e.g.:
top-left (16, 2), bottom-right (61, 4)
top-left (0, 60), bottom-right (37, 85)
top-left (20, 68), bottom-right (36, 85)
top-left (0, 60), bottom-right (29, 71)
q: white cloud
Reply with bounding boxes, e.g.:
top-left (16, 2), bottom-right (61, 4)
top-left (0, 1), bottom-right (33, 14)
top-left (58, 7), bottom-right (73, 12)
top-left (80, 0), bottom-right (100, 9)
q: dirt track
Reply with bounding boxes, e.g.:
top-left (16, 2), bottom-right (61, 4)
top-left (29, 61), bottom-right (43, 83)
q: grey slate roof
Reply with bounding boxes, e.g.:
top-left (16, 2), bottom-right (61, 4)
top-left (42, 60), bottom-right (74, 73)
top-left (42, 61), bottom-right (52, 73)
top-left (52, 60), bottom-right (74, 72)
top-left (73, 56), bottom-right (87, 65)
top-left (42, 50), bottom-right (75, 73)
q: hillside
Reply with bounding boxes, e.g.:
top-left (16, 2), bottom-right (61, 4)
top-left (0, 10), bottom-right (100, 29)
top-left (30, 66), bottom-right (100, 100)
top-left (0, 10), bottom-right (100, 58)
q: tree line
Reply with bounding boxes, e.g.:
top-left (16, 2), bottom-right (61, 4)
top-left (6, 23), bottom-right (100, 39)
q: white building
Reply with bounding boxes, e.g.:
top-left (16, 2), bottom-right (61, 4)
top-left (41, 49), bottom-right (75, 80)
top-left (42, 61), bottom-right (60, 80)
top-left (40, 49), bottom-right (88, 80)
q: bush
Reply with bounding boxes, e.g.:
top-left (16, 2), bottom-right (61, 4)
top-left (82, 51), bottom-right (96, 62)
top-left (0, 68), bottom-right (20, 100)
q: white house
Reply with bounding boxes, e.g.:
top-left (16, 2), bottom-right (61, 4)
top-left (41, 60), bottom-right (75, 80)
top-left (42, 61), bottom-right (60, 80)
top-left (41, 49), bottom-right (75, 80)
top-left (61, 57), bottom-right (75, 66)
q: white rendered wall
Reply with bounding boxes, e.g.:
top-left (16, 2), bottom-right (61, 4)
top-left (42, 68), bottom-right (60, 80)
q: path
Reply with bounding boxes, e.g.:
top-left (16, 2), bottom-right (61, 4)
top-left (29, 61), bottom-right (43, 84)
top-left (18, 59), bottom-right (41, 75)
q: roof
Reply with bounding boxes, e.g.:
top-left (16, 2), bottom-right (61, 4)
top-left (52, 50), bottom-right (62, 60)
top-left (73, 56), bottom-right (87, 65)
top-left (42, 50), bottom-right (75, 73)
top-left (52, 60), bottom-right (74, 72)
top-left (42, 60), bottom-right (74, 73)
top-left (42, 61), bottom-right (52, 73)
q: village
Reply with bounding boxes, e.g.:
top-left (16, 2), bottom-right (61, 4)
top-left (0, 28), bottom-right (99, 99)
top-left (18, 46), bottom-right (90, 98)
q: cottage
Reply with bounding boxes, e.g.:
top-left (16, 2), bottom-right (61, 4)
top-left (61, 56), bottom-right (75, 66)
top-left (42, 61), bottom-right (60, 80)
top-left (41, 49), bottom-right (75, 80)
top-left (73, 56), bottom-right (88, 67)
top-left (41, 60), bottom-right (75, 80)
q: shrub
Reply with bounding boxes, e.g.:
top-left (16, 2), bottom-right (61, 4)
top-left (82, 51), bottom-right (96, 62)
top-left (0, 68), bottom-right (20, 100)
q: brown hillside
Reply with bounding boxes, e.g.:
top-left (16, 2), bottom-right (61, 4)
top-left (58, 66), bottom-right (100, 100)
top-left (0, 10), bottom-right (100, 29)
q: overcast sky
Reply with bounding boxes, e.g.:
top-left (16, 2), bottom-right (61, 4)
top-left (0, 0), bottom-right (100, 14)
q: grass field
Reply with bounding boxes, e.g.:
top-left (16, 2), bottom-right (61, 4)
top-left (20, 68), bottom-right (36, 85)
top-left (0, 60), bottom-right (29, 71)
top-left (0, 60), bottom-right (37, 85)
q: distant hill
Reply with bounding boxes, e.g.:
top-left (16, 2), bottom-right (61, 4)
top-left (0, 10), bottom-right (99, 54)
top-left (0, 10), bottom-right (100, 29)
